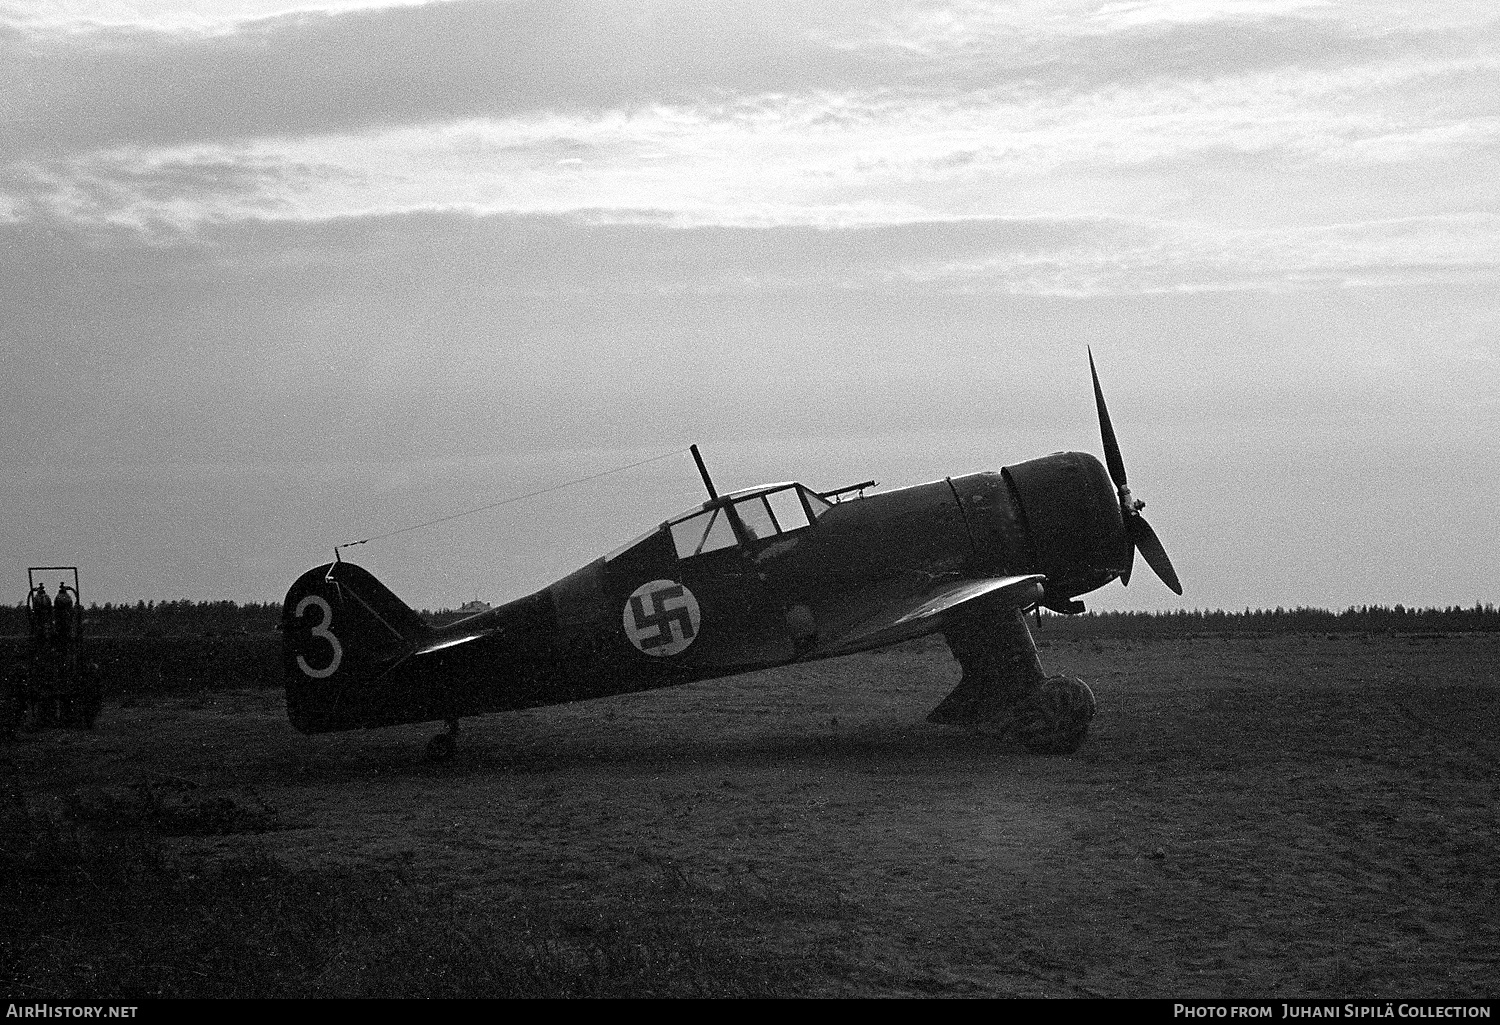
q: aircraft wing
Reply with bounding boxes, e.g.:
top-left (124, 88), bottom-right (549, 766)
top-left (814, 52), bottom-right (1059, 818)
top-left (810, 574), bottom-right (1045, 657)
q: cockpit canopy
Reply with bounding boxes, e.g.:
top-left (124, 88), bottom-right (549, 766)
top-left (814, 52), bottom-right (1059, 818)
top-left (667, 484), bottom-right (831, 559)
top-left (606, 483), bottom-right (832, 564)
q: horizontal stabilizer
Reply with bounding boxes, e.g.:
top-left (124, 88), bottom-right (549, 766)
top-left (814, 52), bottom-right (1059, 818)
top-left (414, 631), bottom-right (489, 657)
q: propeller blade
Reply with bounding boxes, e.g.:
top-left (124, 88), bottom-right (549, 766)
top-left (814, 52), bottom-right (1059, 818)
top-left (1088, 346), bottom-right (1128, 489)
top-left (1127, 514), bottom-right (1182, 595)
top-left (1090, 347), bottom-right (1182, 595)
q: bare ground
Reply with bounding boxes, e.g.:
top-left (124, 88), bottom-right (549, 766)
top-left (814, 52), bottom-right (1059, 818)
top-left (3, 632), bottom-right (1497, 997)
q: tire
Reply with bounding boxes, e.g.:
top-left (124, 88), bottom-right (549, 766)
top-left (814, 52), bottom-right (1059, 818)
top-left (1015, 673), bottom-right (1097, 755)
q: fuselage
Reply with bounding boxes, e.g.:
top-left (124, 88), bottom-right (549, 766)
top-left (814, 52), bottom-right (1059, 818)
top-left (283, 451), bottom-right (1129, 733)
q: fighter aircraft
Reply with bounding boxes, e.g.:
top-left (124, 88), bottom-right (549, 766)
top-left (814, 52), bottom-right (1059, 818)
top-left (282, 351), bottom-right (1181, 760)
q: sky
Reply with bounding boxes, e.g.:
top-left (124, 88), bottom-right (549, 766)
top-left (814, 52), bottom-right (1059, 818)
top-left (2, 0), bottom-right (1497, 614)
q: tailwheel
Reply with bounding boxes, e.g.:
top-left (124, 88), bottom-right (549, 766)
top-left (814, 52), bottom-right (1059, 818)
top-left (77, 663), bottom-right (103, 730)
top-left (426, 719), bottom-right (460, 763)
top-left (79, 694), bottom-right (102, 729)
top-left (1015, 673), bottom-right (1097, 755)
top-left (0, 674), bottom-right (19, 741)
top-left (20, 698), bottom-right (51, 734)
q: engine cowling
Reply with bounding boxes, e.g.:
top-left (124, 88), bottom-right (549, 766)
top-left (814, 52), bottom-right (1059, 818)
top-left (1002, 451), bottom-right (1131, 604)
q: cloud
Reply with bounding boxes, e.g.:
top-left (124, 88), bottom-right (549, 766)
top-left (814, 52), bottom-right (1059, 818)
top-left (5, 207), bottom-right (1495, 432)
top-left (1, 150), bottom-right (355, 228)
top-left (0, 0), bottom-right (1488, 246)
top-left (4, 0), bottom-right (1493, 163)
top-left (0, 208), bottom-right (1154, 467)
top-left (0, 0), bottom-right (889, 155)
top-left (11, 67), bottom-right (1496, 240)
top-left (2, 0), bottom-right (442, 33)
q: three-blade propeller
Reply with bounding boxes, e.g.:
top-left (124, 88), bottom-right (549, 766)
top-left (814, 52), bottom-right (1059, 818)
top-left (1088, 348), bottom-right (1183, 595)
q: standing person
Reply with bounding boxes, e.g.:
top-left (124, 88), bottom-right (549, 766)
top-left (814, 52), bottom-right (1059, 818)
top-left (28, 583), bottom-right (51, 645)
top-left (53, 580), bottom-right (76, 649)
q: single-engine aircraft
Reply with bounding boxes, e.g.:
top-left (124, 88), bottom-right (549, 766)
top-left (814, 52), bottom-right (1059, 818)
top-left (282, 351), bottom-right (1181, 761)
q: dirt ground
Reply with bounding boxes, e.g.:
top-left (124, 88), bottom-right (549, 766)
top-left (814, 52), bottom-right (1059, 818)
top-left (4, 631), bottom-right (1497, 997)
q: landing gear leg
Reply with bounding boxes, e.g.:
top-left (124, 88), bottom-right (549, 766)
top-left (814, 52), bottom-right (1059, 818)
top-left (930, 608), bottom-right (1096, 755)
top-left (426, 719), bottom-right (460, 763)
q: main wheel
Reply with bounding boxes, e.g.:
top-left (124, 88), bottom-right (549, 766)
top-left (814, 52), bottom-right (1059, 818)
top-left (1015, 673), bottom-right (1097, 755)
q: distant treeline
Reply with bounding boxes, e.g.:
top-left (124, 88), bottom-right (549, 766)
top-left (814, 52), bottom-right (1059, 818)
top-left (1, 600), bottom-right (282, 637)
top-left (1036, 603), bottom-right (1500, 638)
top-left (0, 599), bottom-right (469, 637)
top-left (3, 598), bottom-right (1498, 640)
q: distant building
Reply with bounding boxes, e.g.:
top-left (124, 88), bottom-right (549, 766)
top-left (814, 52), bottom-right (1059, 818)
top-left (457, 600), bottom-right (491, 615)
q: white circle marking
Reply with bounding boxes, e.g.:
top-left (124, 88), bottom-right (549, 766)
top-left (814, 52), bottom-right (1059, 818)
top-left (623, 580), bottom-right (701, 656)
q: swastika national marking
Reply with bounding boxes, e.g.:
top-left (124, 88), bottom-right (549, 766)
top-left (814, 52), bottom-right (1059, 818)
top-left (623, 580), bottom-right (701, 656)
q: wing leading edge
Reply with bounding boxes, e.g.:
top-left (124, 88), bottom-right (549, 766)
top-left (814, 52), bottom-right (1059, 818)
top-left (811, 573), bottom-right (1045, 657)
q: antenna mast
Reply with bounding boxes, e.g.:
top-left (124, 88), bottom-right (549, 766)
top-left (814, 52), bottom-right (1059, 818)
top-left (689, 444), bottom-right (719, 502)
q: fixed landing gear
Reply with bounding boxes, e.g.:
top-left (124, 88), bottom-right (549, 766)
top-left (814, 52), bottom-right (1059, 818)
top-left (1013, 673), bottom-right (1097, 755)
top-left (931, 608), bottom-right (1096, 755)
top-left (426, 719), bottom-right (460, 763)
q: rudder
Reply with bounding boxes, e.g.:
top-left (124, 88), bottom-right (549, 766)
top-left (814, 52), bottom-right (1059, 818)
top-left (281, 561), bottom-right (430, 733)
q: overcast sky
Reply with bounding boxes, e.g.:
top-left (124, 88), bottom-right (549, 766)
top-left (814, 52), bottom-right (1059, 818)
top-left (3, 0), bottom-right (1496, 614)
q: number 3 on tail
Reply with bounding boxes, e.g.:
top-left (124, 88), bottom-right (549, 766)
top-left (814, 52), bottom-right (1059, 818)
top-left (295, 595), bottom-right (343, 679)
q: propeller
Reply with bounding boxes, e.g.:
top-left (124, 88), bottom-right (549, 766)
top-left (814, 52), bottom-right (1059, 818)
top-left (1088, 347), bottom-right (1183, 595)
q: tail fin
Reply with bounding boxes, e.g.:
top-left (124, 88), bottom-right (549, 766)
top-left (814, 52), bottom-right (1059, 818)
top-left (281, 561), bottom-right (430, 733)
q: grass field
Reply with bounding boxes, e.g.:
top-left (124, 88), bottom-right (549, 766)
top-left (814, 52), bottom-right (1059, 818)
top-left (2, 631), bottom-right (1496, 997)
